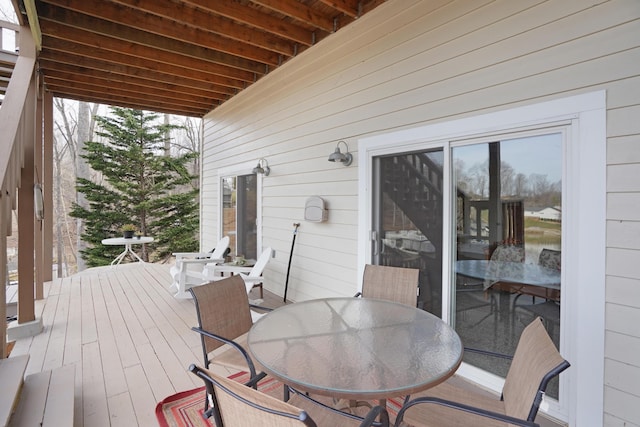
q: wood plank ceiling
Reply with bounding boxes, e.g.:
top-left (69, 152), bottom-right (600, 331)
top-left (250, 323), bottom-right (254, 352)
top-left (16, 0), bottom-right (387, 117)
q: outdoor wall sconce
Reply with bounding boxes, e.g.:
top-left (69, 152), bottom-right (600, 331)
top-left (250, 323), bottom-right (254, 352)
top-left (252, 158), bottom-right (271, 176)
top-left (327, 140), bottom-right (353, 166)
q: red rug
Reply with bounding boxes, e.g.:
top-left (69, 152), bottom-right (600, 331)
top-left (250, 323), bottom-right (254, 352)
top-left (155, 371), bottom-right (403, 426)
top-left (155, 371), bottom-right (281, 427)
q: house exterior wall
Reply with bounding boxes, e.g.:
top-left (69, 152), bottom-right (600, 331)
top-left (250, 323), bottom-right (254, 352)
top-left (202, 0), bottom-right (640, 425)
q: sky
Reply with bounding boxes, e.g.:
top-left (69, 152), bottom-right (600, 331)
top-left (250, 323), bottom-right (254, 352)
top-left (454, 133), bottom-right (563, 183)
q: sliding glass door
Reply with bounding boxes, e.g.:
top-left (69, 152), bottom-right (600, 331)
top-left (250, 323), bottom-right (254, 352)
top-left (369, 132), bottom-right (563, 397)
top-left (371, 150), bottom-right (444, 316)
top-left (451, 134), bottom-right (562, 396)
top-left (221, 174), bottom-right (257, 260)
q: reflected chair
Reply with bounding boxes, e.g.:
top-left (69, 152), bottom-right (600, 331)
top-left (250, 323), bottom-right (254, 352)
top-left (483, 243), bottom-right (525, 291)
top-left (538, 248), bottom-right (561, 271)
top-left (205, 246), bottom-right (273, 300)
top-left (355, 264), bottom-right (419, 307)
top-left (513, 249), bottom-right (561, 335)
top-left (189, 364), bottom-right (390, 427)
top-left (189, 275), bottom-right (272, 412)
top-left (170, 236), bottom-right (230, 298)
top-left (394, 317), bottom-right (570, 427)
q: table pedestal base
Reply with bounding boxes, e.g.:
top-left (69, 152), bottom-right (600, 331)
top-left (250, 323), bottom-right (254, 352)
top-left (111, 244), bottom-right (145, 265)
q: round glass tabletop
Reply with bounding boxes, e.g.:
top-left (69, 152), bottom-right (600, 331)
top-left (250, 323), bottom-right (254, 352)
top-left (248, 297), bottom-right (463, 400)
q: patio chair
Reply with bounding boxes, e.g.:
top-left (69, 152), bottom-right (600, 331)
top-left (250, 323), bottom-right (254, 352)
top-left (205, 246), bottom-right (273, 299)
top-left (355, 264), bottom-right (419, 307)
top-left (394, 317), bottom-right (570, 427)
top-left (189, 364), bottom-right (390, 427)
top-left (170, 236), bottom-right (230, 298)
top-left (483, 243), bottom-right (525, 292)
top-left (189, 275), bottom-right (272, 411)
top-left (512, 249), bottom-right (561, 334)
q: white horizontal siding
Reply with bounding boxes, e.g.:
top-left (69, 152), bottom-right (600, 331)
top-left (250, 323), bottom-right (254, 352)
top-left (201, 0), bottom-right (640, 423)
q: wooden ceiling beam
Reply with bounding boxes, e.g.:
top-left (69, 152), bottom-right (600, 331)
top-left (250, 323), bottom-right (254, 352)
top-left (44, 75), bottom-right (215, 111)
top-left (50, 93), bottom-right (206, 117)
top-left (38, 5), bottom-right (268, 75)
top-left (40, 62), bottom-right (232, 99)
top-left (43, 72), bottom-right (221, 107)
top-left (40, 0), bottom-right (288, 64)
top-left (183, 0), bottom-right (315, 46)
top-left (250, 0), bottom-right (335, 32)
top-left (45, 84), bottom-right (206, 116)
top-left (40, 34), bottom-right (253, 88)
top-left (38, 50), bottom-right (242, 94)
top-left (106, 0), bottom-right (298, 57)
top-left (318, 0), bottom-right (360, 19)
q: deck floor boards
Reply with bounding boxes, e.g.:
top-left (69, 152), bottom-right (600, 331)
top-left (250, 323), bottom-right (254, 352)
top-left (9, 263), bottom-right (235, 426)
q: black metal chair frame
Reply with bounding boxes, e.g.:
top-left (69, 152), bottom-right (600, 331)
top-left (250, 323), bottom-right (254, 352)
top-left (189, 364), bottom-right (390, 427)
top-left (394, 341), bottom-right (570, 427)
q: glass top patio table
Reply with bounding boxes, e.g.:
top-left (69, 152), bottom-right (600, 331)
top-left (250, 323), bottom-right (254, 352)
top-left (247, 297), bottom-right (463, 401)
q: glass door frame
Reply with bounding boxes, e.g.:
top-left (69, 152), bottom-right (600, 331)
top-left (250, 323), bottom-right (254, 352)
top-left (357, 91), bottom-right (606, 425)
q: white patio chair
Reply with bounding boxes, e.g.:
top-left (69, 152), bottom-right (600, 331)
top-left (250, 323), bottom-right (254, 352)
top-left (205, 246), bottom-right (272, 302)
top-left (170, 236), bottom-right (230, 299)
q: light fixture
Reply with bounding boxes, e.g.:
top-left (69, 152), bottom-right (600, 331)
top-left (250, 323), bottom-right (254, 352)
top-left (252, 158), bottom-right (271, 176)
top-left (327, 140), bottom-right (353, 166)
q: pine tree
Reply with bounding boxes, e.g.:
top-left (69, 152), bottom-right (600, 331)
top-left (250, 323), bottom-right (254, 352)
top-left (70, 107), bottom-right (199, 266)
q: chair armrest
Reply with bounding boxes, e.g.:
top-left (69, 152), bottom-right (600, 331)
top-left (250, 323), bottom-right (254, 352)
top-left (191, 326), bottom-right (260, 379)
top-left (211, 265), bottom-right (253, 274)
top-left (241, 275), bottom-right (264, 284)
top-left (395, 396), bottom-right (538, 427)
top-left (463, 347), bottom-right (513, 360)
top-left (249, 304), bottom-right (273, 313)
top-left (178, 258), bottom-right (220, 267)
top-left (173, 252), bottom-right (212, 259)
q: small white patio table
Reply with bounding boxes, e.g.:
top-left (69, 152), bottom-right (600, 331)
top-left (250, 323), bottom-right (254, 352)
top-left (247, 297), bottom-right (463, 408)
top-left (101, 236), bottom-right (154, 265)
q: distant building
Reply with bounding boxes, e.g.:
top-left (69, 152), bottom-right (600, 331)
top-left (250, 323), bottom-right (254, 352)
top-left (525, 206), bottom-right (561, 222)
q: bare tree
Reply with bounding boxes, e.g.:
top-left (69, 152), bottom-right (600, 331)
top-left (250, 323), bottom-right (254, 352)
top-left (181, 117), bottom-right (201, 188)
top-left (53, 98), bottom-right (98, 275)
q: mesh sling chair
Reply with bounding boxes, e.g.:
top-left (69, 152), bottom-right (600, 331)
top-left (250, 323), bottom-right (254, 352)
top-left (511, 249), bottom-right (561, 336)
top-left (394, 317), bottom-right (570, 427)
top-left (189, 275), bottom-right (272, 413)
top-left (355, 264), bottom-right (420, 307)
top-left (189, 365), bottom-right (390, 427)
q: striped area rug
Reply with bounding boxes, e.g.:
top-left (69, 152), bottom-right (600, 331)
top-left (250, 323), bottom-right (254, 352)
top-left (155, 371), bottom-right (402, 426)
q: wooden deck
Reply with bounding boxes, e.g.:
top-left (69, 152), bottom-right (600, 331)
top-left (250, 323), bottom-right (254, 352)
top-left (8, 262), bottom-right (281, 427)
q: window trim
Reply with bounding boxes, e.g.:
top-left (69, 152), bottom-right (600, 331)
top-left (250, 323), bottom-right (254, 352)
top-left (358, 91), bottom-right (606, 425)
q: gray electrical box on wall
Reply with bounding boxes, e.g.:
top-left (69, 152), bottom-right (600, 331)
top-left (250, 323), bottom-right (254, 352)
top-left (304, 196), bottom-right (328, 222)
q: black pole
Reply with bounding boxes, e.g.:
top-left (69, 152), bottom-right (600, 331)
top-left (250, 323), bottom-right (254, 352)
top-left (283, 223), bottom-right (300, 303)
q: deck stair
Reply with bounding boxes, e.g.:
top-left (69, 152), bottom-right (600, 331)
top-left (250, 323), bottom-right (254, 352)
top-left (0, 355), bottom-right (75, 427)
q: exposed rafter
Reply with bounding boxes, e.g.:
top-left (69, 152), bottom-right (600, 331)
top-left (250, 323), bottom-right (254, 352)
top-left (22, 0), bottom-right (387, 117)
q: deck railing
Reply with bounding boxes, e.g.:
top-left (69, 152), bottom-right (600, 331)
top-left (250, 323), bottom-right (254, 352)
top-left (0, 23), bottom-right (37, 359)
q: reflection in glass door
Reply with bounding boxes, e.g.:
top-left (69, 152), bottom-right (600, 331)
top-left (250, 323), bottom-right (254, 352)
top-left (222, 174), bottom-right (257, 259)
top-left (452, 133), bottom-right (562, 398)
top-left (372, 149), bottom-right (444, 316)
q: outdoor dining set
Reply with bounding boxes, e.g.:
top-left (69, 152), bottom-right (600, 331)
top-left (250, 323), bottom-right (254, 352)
top-left (164, 239), bottom-right (569, 427)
